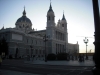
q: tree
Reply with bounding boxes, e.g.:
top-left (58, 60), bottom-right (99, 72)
top-left (0, 37), bottom-right (8, 56)
top-left (56, 53), bottom-right (68, 60)
top-left (0, 40), bottom-right (2, 55)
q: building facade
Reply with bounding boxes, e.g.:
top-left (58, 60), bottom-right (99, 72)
top-left (0, 3), bottom-right (79, 58)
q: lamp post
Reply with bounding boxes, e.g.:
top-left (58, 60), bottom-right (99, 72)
top-left (83, 37), bottom-right (89, 60)
top-left (43, 34), bottom-right (48, 62)
top-left (30, 45), bottom-right (32, 57)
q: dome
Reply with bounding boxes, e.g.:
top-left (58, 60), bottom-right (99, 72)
top-left (15, 16), bottom-right (32, 25)
top-left (15, 7), bottom-right (32, 25)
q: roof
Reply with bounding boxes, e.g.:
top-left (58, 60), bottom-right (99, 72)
top-left (15, 16), bottom-right (32, 24)
top-left (28, 30), bottom-right (46, 34)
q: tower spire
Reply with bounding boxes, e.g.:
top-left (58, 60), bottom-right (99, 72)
top-left (1, 24), bottom-right (4, 30)
top-left (62, 10), bottom-right (66, 20)
top-left (23, 6), bottom-right (26, 16)
top-left (24, 6), bottom-right (25, 10)
top-left (50, 0), bottom-right (51, 6)
top-left (50, 0), bottom-right (52, 10)
top-left (48, 0), bottom-right (53, 12)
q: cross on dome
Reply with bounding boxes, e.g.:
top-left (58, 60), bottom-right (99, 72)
top-left (23, 6), bottom-right (26, 16)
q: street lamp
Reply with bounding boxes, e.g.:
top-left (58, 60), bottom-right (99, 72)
top-left (83, 37), bottom-right (89, 60)
top-left (15, 43), bottom-right (18, 58)
top-left (43, 34), bottom-right (48, 62)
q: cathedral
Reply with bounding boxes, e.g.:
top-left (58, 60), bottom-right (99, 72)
top-left (0, 3), bottom-right (79, 58)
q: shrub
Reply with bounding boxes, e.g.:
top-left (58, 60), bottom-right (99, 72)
top-left (47, 53), bottom-right (56, 60)
top-left (56, 53), bottom-right (68, 60)
top-left (9, 55), bottom-right (13, 59)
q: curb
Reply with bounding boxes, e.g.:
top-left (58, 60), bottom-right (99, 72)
top-left (24, 62), bottom-right (94, 67)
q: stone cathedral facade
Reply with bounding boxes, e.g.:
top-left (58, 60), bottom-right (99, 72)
top-left (0, 3), bottom-right (79, 58)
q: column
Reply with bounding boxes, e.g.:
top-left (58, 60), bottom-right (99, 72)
top-left (61, 33), bottom-right (62, 40)
top-left (58, 32), bottom-right (59, 40)
top-left (61, 44), bottom-right (62, 53)
top-left (56, 31), bottom-right (57, 39)
top-left (57, 44), bottom-right (58, 54)
top-left (58, 44), bottom-right (60, 53)
top-left (92, 0), bottom-right (100, 75)
top-left (57, 31), bottom-right (58, 39)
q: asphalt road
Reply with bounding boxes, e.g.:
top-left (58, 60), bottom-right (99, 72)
top-left (0, 59), bottom-right (94, 75)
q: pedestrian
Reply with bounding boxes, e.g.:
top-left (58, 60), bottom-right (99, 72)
top-left (82, 54), bottom-right (84, 62)
top-left (79, 54), bottom-right (82, 62)
top-left (93, 54), bottom-right (95, 62)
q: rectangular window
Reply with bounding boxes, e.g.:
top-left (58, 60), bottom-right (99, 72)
top-left (36, 49), bottom-right (38, 54)
top-left (31, 40), bottom-right (33, 44)
top-left (40, 41), bottom-right (41, 45)
top-left (40, 50), bottom-right (41, 54)
top-left (36, 40), bottom-right (37, 44)
top-left (27, 39), bottom-right (28, 43)
top-left (43, 50), bottom-right (45, 54)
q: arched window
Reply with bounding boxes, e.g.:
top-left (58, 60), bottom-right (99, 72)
top-left (40, 50), bottom-right (41, 54)
top-left (35, 49), bottom-right (37, 54)
top-left (48, 16), bottom-right (50, 20)
top-left (43, 50), bottom-right (45, 54)
top-left (52, 17), bottom-right (54, 20)
top-left (19, 26), bottom-right (21, 28)
top-left (27, 39), bottom-right (28, 43)
top-left (62, 24), bottom-right (64, 27)
top-left (32, 40), bottom-right (33, 44)
top-left (36, 40), bottom-right (37, 44)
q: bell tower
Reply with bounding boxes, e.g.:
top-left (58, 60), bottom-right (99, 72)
top-left (62, 11), bottom-right (68, 42)
top-left (47, 1), bottom-right (55, 27)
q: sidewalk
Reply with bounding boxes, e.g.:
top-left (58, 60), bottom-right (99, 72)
top-left (24, 60), bottom-right (95, 66)
top-left (0, 70), bottom-right (40, 75)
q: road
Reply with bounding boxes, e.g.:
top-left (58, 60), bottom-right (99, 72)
top-left (0, 59), bottom-right (93, 75)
